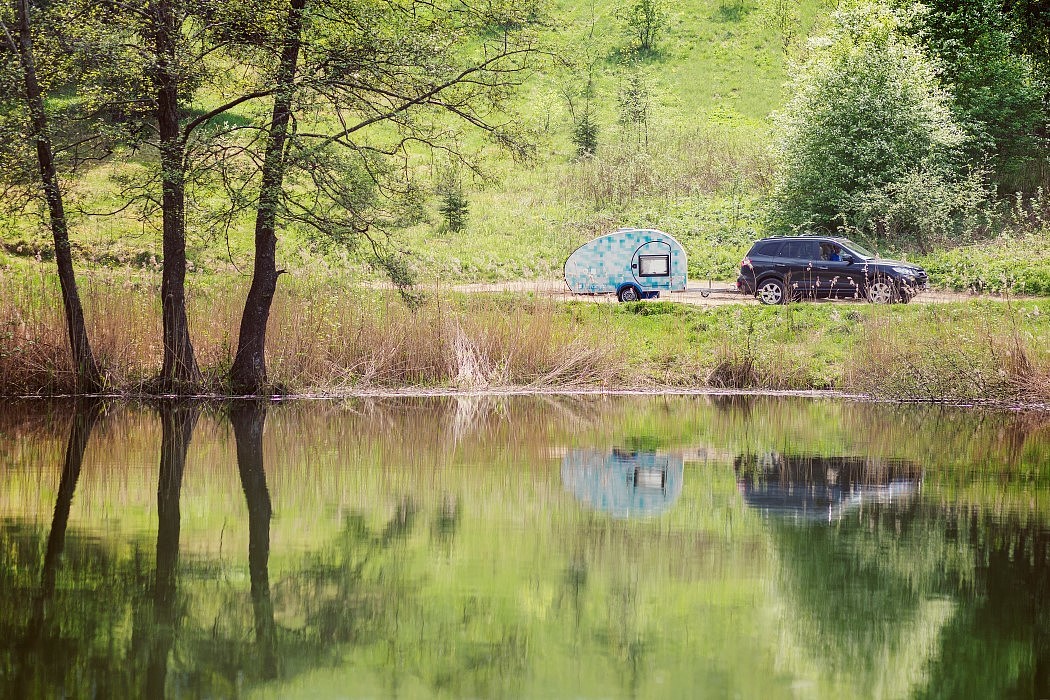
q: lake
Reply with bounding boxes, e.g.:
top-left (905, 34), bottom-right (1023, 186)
top-left (0, 395), bottom-right (1047, 698)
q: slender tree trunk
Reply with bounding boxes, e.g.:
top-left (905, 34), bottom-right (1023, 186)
top-left (153, 0), bottom-right (201, 393)
top-left (229, 0), bottom-right (307, 395)
top-left (11, 0), bottom-right (103, 393)
top-left (146, 401), bottom-right (198, 698)
top-left (232, 401), bottom-right (278, 678)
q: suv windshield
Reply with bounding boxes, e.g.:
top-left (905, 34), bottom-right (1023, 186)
top-left (837, 240), bottom-right (875, 259)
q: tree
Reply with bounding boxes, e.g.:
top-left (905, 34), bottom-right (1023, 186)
top-left (617, 67), bottom-right (652, 148)
top-left (1, 0), bottom-right (103, 392)
top-left (437, 171), bottom-right (470, 233)
top-left (909, 0), bottom-right (1045, 190)
top-left (224, 0), bottom-right (539, 394)
top-left (228, 0), bottom-right (307, 395)
top-left (769, 3), bottom-right (987, 247)
top-left (619, 0), bottom-right (666, 55)
top-left (88, 0), bottom-right (302, 393)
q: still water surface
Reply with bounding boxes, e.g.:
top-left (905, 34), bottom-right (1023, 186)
top-left (0, 395), bottom-right (1048, 699)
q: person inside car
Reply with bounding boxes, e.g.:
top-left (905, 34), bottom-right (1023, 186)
top-left (821, 244), bottom-right (841, 262)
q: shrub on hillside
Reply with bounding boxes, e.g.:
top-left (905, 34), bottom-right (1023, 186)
top-left (769, 2), bottom-right (990, 249)
top-left (618, 0), bottom-right (667, 55)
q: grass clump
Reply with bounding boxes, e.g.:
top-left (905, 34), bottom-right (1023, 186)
top-left (847, 302), bottom-right (1050, 403)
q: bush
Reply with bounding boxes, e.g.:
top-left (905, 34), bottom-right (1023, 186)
top-left (908, 0), bottom-right (1046, 189)
top-left (618, 0), bottom-right (667, 54)
top-left (769, 2), bottom-right (989, 248)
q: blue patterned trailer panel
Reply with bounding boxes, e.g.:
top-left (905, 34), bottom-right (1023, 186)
top-left (563, 229), bottom-right (688, 294)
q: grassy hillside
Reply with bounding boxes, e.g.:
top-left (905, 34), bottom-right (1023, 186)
top-left (4, 0), bottom-right (1047, 295)
top-left (0, 0), bottom-right (831, 283)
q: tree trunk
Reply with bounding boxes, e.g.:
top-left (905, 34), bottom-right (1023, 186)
top-left (12, 0), bottom-right (103, 393)
top-left (147, 401), bottom-right (198, 698)
top-left (153, 0), bottom-right (201, 393)
top-left (229, 0), bottom-right (307, 395)
top-left (232, 401), bottom-right (279, 678)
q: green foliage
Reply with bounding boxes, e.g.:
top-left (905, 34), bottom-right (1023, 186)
top-left (761, 0), bottom-right (799, 47)
top-left (618, 0), bottom-right (667, 54)
top-left (616, 67), bottom-right (652, 147)
top-left (437, 174), bottom-right (470, 233)
top-left (908, 0), bottom-right (1046, 189)
top-left (572, 110), bottom-right (599, 157)
top-left (917, 230), bottom-right (1050, 295)
top-left (769, 2), bottom-right (989, 247)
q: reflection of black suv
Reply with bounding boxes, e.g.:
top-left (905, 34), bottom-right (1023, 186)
top-left (736, 236), bottom-right (928, 305)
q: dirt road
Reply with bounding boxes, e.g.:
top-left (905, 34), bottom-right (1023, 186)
top-left (447, 280), bottom-right (988, 306)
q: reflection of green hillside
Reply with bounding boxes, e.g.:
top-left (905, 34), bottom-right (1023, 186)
top-left (764, 503), bottom-right (1050, 700)
top-left (766, 503), bottom-right (966, 698)
top-left (0, 397), bottom-right (1048, 697)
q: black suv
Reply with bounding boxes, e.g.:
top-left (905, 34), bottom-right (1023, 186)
top-left (736, 236), bottom-right (928, 305)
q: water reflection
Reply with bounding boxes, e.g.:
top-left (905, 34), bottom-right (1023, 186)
top-left (0, 396), bottom-right (1046, 698)
top-left (231, 401), bottom-right (278, 680)
top-left (561, 449), bottom-right (684, 518)
top-left (14, 401), bottom-right (101, 698)
top-left (735, 452), bottom-right (923, 522)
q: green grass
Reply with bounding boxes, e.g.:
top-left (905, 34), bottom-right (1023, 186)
top-left (917, 231), bottom-right (1050, 295)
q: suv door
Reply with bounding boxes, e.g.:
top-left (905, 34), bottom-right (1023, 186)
top-left (779, 239), bottom-right (822, 296)
top-left (815, 241), bottom-right (854, 298)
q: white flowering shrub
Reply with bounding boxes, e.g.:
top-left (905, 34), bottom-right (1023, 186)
top-left (769, 2), bottom-right (990, 248)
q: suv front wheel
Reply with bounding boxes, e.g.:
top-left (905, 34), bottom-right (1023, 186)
top-left (865, 279), bottom-right (899, 304)
top-left (756, 278), bottom-right (786, 305)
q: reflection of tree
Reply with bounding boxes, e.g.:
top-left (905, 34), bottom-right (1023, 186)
top-left (231, 400), bottom-right (278, 679)
top-left (14, 401), bottom-right (102, 697)
top-left (916, 511), bottom-right (1050, 699)
top-left (145, 401), bottom-right (199, 698)
top-left (770, 502), bottom-right (952, 689)
top-left (768, 497), bottom-right (1050, 698)
top-left (30, 402), bottom-right (103, 637)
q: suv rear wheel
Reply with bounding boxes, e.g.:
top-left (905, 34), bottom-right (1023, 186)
top-left (756, 278), bottom-right (786, 305)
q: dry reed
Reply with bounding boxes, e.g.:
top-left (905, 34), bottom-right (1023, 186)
top-left (846, 306), bottom-right (1050, 404)
top-left (0, 269), bottom-right (628, 395)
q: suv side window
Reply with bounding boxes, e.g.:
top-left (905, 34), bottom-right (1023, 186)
top-left (753, 241), bottom-right (783, 257)
top-left (781, 240), bottom-right (821, 260)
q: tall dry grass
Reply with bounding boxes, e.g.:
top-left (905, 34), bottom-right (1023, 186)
top-left (0, 270), bottom-right (627, 395)
top-left (846, 305), bottom-right (1050, 404)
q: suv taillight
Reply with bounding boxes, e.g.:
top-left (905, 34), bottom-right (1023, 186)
top-left (741, 257), bottom-right (752, 268)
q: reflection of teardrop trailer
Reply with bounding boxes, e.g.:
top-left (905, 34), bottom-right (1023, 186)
top-left (560, 448), bottom-right (685, 518)
top-left (563, 229), bottom-right (688, 302)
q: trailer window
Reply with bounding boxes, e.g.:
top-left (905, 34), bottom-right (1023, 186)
top-left (638, 254), bottom-right (670, 277)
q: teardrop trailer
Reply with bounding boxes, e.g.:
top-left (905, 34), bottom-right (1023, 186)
top-left (563, 228), bottom-right (689, 302)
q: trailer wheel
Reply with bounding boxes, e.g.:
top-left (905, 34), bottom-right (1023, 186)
top-left (617, 285), bottom-right (640, 302)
